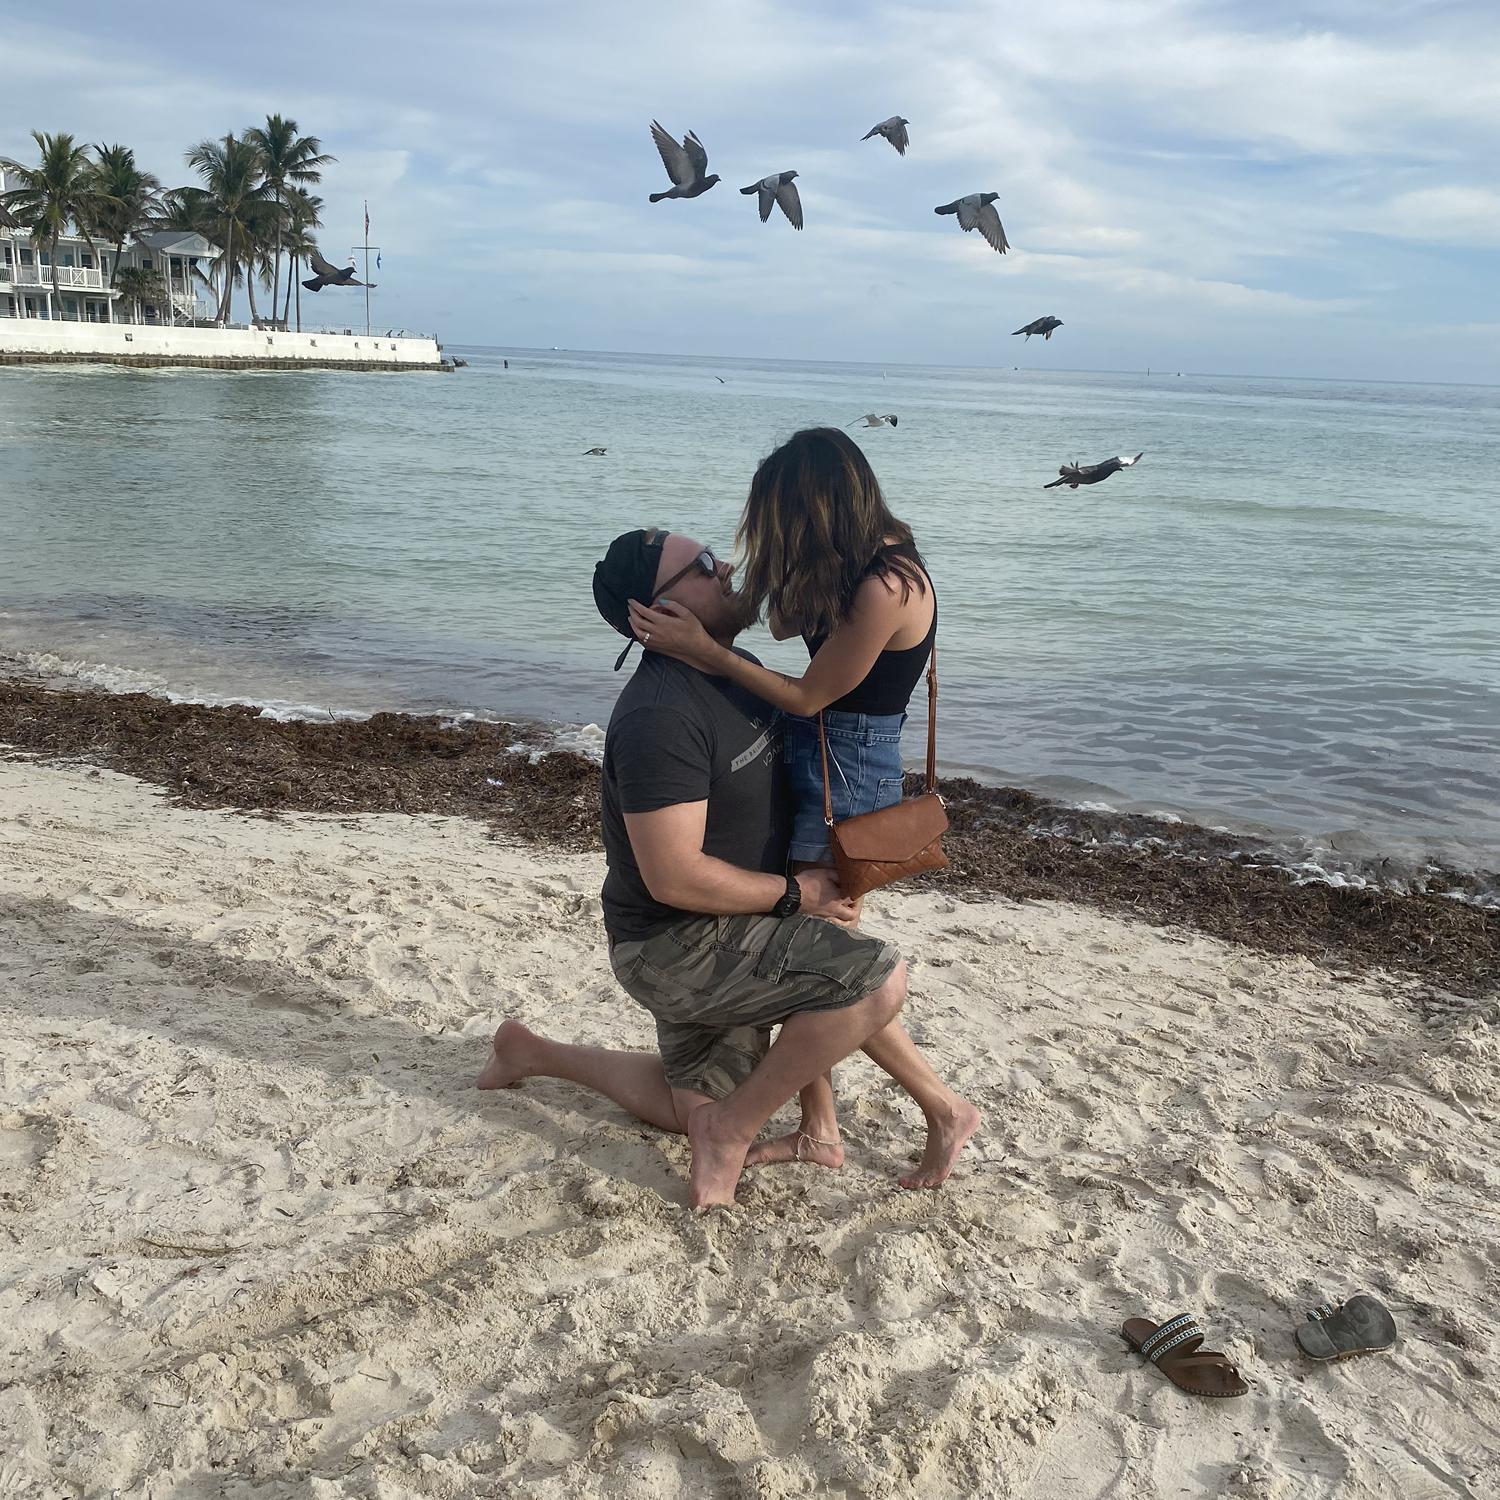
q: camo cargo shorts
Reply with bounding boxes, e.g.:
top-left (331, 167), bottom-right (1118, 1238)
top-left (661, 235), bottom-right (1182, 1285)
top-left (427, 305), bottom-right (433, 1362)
top-left (608, 913), bottom-right (902, 1100)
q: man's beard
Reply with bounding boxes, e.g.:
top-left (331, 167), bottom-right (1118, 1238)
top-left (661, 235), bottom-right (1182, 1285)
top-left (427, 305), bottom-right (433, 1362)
top-left (719, 589), bottom-right (759, 639)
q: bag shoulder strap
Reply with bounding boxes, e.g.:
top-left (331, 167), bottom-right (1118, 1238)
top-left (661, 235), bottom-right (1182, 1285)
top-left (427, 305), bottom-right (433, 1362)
top-left (819, 630), bottom-right (939, 826)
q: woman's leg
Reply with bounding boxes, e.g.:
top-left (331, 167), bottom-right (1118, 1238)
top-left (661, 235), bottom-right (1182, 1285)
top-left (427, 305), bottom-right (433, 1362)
top-left (860, 1021), bottom-right (982, 1188)
top-left (745, 1068), bottom-right (845, 1167)
top-left (780, 838), bottom-right (978, 1184)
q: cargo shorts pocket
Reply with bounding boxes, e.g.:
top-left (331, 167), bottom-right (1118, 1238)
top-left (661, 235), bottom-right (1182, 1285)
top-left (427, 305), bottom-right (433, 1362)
top-left (752, 914), bottom-right (807, 983)
top-left (752, 914), bottom-right (878, 993)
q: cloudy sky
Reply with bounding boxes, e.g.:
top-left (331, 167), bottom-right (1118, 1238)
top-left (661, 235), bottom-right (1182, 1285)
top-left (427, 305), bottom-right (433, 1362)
top-left (6, 0), bottom-right (1498, 381)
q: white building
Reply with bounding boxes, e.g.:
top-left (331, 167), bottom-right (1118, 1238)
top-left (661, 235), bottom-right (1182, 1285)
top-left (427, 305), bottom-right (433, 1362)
top-left (0, 165), bottom-right (218, 325)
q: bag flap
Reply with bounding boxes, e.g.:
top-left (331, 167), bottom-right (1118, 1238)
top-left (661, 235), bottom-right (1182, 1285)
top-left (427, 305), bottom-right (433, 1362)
top-left (832, 794), bottom-right (948, 862)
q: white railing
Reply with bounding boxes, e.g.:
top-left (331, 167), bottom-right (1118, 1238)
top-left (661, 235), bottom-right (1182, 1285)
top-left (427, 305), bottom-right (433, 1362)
top-left (53, 265), bottom-right (105, 289)
top-left (0, 263), bottom-right (105, 290)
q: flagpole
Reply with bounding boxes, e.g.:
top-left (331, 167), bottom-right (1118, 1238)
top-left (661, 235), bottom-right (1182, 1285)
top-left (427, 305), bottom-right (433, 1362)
top-left (352, 201), bottom-right (379, 339)
top-left (363, 200), bottom-right (370, 337)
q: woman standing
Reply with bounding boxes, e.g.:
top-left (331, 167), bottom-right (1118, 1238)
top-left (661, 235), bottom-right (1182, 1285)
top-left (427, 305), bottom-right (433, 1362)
top-left (628, 427), bottom-right (978, 1187)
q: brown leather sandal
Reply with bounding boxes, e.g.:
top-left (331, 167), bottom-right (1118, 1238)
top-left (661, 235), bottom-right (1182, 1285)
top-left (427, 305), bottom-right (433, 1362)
top-left (1122, 1313), bottom-right (1249, 1397)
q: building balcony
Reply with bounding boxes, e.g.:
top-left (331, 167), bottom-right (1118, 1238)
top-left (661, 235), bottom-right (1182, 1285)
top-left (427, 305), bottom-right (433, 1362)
top-left (0, 263), bottom-right (108, 290)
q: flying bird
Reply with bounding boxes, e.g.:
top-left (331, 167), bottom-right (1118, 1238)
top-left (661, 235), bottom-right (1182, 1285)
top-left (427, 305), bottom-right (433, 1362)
top-left (861, 116), bottom-right (910, 156)
top-left (849, 414), bottom-right (898, 428)
top-left (934, 193), bottom-right (1009, 254)
top-left (583, 447), bottom-right (608, 456)
top-left (1044, 453), bottom-right (1144, 489)
top-left (714, 376), bottom-right (726, 383)
top-left (648, 121), bottom-right (720, 202)
top-left (1014, 316), bottom-right (1063, 341)
top-left (302, 249), bottom-right (375, 291)
top-left (741, 171), bottom-right (803, 229)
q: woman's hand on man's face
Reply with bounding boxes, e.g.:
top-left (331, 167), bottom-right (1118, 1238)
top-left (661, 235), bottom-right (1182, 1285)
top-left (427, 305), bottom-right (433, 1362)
top-left (628, 597), bottom-right (717, 667)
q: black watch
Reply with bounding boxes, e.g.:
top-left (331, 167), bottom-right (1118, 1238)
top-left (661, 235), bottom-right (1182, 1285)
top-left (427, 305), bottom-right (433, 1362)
top-left (771, 872), bottom-right (802, 919)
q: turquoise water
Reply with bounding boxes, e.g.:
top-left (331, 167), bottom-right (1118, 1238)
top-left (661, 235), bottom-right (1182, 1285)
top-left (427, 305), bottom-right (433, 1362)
top-left (2, 348), bottom-right (1497, 873)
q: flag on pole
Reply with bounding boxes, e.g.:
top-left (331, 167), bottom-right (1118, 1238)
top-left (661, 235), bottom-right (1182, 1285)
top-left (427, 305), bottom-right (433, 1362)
top-left (364, 201), bottom-right (370, 238)
top-left (376, 252), bottom-right (382, 270)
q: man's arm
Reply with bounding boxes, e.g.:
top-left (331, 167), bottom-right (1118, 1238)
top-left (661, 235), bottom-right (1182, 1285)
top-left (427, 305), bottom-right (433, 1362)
top-left (625, 802), bottom-right (855, 921)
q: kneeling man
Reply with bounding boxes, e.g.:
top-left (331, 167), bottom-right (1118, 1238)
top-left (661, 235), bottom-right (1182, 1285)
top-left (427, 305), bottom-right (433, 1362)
top-left (479, 528), bottom-right (973, 1207)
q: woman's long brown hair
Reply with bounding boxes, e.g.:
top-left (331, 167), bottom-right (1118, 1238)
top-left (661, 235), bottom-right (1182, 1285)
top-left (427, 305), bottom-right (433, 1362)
top-left (736, 427), bottom-right (926, 641)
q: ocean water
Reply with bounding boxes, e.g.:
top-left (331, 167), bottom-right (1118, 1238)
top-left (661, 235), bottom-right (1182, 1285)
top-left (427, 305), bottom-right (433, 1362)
top-left (2, 348), bottom-right (1497, 877)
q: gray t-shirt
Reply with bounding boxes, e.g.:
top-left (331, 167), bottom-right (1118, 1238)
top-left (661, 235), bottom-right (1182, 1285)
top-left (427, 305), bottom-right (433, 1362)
top-left (601, 651), bottom-right (789, 941)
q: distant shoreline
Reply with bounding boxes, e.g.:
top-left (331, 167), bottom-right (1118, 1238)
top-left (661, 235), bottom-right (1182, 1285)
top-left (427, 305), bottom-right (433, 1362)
top-left (3, 674), bottom-right (1494, 997)
top-left (454, 343), bottom-right (1500, 391)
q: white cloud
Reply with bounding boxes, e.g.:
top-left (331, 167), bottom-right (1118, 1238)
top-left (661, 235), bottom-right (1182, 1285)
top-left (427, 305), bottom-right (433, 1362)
top-left (1377, 187), bottom-right (1500, 248)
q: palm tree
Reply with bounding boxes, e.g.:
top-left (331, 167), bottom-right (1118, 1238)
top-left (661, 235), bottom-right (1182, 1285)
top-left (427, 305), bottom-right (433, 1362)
top-left (245, 116), bottom-right (333, 329)
top-left (183, 133), bottom-right (271, 325)
top-left (113, 264), bottom-right (165, 324)
top-left (88, 144), bottom-right (162, 290)
top-left (281, 187), bottom-right (323, 331)
top-left (0, 131), bottom-right (101, 314)
top-left (240, 196), bottom-right (285, 324)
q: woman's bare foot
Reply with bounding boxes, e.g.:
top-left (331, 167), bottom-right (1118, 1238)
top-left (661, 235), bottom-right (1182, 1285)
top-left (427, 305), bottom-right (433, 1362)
top-left (686, 1102), bottom-right (752, 1211)
top-left (476, 1018), bottom-right (540, 1090)
top-left (898, 1099), bottom-right (982, 1189)
top-left (746, 1130), bottom-right (845, 1169)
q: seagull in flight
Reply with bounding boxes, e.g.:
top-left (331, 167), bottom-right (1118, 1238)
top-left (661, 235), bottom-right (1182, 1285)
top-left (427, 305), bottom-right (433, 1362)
top-left (648, 121), bottom-right (720, 202)
top-left (302, 249), bottom-right (375, 291)
top-left (1014, 316), bottom-right (1063, 341)
top-left (849, 413), bottom-right (898, 428)
top-left (861, 116), bottom-right (910, 156)
top-left (1044, 453), bottom-right (1143, 488)
top-left (583, 447), bottom-right (608, 456)
top-left (741, 171), bottom-right (803, 229)
top-left (934, 193), bottom-right (1009, 254)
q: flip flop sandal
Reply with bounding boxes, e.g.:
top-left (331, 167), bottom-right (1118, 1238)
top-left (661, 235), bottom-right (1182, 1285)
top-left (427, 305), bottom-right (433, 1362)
top-left (1122, 1312), bottom-right (1250, 1398)
top-left (1295, 1294), bottom-right (1398, 1361)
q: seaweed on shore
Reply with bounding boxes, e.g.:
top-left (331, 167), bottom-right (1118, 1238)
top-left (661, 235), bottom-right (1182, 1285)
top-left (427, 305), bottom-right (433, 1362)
top-left (2, 679), bottom-right (1495, 997)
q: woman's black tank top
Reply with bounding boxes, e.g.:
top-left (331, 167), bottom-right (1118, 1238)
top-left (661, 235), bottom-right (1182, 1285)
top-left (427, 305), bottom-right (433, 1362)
top-left (803, 576), bottom-right (936, 717)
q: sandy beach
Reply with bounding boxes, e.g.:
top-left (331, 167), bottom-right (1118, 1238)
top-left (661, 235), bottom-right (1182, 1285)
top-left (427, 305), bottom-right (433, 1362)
top-left (2, 745), bottom-right (1497, 1499)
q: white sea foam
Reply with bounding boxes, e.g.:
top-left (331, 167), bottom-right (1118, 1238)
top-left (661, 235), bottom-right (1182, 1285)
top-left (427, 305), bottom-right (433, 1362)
top-left (554, 723), bottom-right (607, 761)
top-left (3, 651), bottom-right (365, 722)
top-left (11, 651), bottom-right (175, 700)
top-left (5, 650), bottom-right (372, 724)
top-left (2, 649), bottom-right (609, 764)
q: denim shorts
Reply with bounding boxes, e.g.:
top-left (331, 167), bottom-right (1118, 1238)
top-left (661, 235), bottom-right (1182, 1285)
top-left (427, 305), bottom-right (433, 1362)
top-left (783, 710), bottom-right (907, 864)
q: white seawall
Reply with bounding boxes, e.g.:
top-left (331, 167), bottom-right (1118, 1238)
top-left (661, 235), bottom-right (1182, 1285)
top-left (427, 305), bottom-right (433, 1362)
top-left (0, 318), bottom-right (444, 371)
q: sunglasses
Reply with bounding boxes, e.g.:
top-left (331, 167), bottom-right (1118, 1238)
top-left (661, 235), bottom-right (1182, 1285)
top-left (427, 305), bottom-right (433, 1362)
top-left (613, 545), bottom-right (723, 671)
top-left (654, 548), bottom-right (720, 597)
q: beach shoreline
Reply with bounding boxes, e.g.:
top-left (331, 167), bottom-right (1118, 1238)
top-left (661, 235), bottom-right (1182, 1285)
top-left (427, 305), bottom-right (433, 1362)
top-left (3, 675), bottom-right (1495, 998)
top-left (1, 749), bottom-right (1497, 1497)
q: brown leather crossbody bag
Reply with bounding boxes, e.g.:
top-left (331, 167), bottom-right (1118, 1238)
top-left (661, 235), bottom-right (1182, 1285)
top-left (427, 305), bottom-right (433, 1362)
top-left (818, 641), bottom-right (949, 900)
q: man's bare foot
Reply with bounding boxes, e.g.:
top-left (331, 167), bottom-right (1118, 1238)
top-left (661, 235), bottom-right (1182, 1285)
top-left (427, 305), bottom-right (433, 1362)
top-left (686, 1102), bottom-right (752, 1211)
top-left (476, 1018), bottom-right (540, 1090)
top-left (746, 1130), bottom-right (845, 1170)
top-left (898, 1099), bottom-right (982, 1189)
